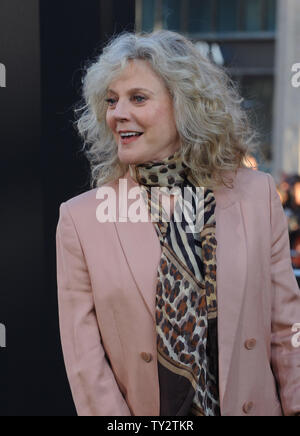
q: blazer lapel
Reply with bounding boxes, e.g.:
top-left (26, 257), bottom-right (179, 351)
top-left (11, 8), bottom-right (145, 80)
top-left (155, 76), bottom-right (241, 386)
top-left (214, 175), bottom-right (247, 409)
top-left (114, 171), bottom-right (161, 323)
top-left (114, 169), bottom-right (248, 410)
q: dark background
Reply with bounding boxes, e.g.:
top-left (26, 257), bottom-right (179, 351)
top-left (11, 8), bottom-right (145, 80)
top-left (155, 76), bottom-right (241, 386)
top-left (0, 0), bottom-right (135, 416)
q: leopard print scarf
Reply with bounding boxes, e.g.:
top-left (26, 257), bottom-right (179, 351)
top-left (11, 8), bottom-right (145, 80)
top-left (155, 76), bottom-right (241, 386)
top-left (129, 149), bottom-right (220, 416)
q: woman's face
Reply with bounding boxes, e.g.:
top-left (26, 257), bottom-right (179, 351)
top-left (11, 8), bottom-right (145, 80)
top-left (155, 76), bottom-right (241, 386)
top-left (105, 59), bottom-right (181, 165)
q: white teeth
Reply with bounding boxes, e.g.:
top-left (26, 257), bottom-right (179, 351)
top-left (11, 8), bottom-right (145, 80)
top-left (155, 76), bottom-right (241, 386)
top-left (120, 132), bottom-right (142, 137)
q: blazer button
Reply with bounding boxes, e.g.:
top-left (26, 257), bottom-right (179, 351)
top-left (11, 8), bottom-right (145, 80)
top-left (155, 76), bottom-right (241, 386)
top-left (243, 402), bottom-right (254, 414)
top-left (244, 338), bottom-right (257, 350)
top-left (140, 352), bottom-right (153, 363)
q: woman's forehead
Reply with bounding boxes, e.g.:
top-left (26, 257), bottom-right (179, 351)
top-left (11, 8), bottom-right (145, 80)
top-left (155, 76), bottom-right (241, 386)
top-left (107, 59), bottom-right (166, 92)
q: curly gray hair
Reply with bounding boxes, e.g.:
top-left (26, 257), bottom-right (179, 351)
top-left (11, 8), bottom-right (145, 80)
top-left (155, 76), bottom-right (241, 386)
top-left (75, 30), bottom-right (258, 189)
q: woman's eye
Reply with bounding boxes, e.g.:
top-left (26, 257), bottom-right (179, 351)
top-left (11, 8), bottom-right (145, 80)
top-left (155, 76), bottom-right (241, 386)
top-left (105, 95), bottom-right (146, 106)
top-left (105, 98), bottom-right (117, 106)
top-left (133, 95), bottom-right (146, 103)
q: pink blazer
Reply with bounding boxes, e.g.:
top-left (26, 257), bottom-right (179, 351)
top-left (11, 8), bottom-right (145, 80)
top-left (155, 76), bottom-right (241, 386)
top-left (56, 167), bottom-right (300, 416)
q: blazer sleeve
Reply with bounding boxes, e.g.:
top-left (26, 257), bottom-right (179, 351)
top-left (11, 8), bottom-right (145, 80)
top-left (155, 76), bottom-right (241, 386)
top-left (56, 202), bottom-right (132, 416)
top-left (268, 174), bottom-right (300, 416)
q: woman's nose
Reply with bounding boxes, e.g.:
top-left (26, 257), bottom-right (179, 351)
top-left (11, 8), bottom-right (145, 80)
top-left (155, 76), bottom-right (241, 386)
top-left (112, 99), bottom-right (131, 121)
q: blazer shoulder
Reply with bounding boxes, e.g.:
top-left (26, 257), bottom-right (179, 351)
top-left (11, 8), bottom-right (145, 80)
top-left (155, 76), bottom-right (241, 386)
top-left (63, 179), bottom-right (118, 212)
top-left (235, 167), bottom-right (274, 201)
top-left (236, 167), bottom-right (270, 184)
top-left (58, 180), bottom-right (119, 231)
top-left (64, 188), bottom-right (98, 212)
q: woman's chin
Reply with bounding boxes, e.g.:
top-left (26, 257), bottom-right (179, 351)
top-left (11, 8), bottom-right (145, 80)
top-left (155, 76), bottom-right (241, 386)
top-left (118, 148), bottom-right (141, 165)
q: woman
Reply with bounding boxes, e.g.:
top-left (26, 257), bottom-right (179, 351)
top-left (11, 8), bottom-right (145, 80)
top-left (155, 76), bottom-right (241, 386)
top-left (56, 30), bottom-right (300, 416)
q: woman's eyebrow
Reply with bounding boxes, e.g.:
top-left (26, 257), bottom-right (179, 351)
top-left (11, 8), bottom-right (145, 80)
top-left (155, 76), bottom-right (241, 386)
top-left (129, 87), bottom-right (155, 95)
top-left (107, 87), bottom-right (155, 95)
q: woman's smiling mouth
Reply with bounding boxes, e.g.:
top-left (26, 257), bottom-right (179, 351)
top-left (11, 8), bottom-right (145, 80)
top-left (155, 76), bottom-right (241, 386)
top-left (119, 131), bottom-right (144, 145)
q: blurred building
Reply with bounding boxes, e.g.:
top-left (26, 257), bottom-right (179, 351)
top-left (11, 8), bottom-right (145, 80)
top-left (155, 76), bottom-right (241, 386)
top-left (273, 0), bottom-right (300, 181)
top-left (135, 0), bottom-right (300, 180)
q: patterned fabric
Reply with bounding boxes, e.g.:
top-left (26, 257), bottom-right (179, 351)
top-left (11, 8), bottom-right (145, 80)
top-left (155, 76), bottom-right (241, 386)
top-left (129, 149), bottom-right (220, 416)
